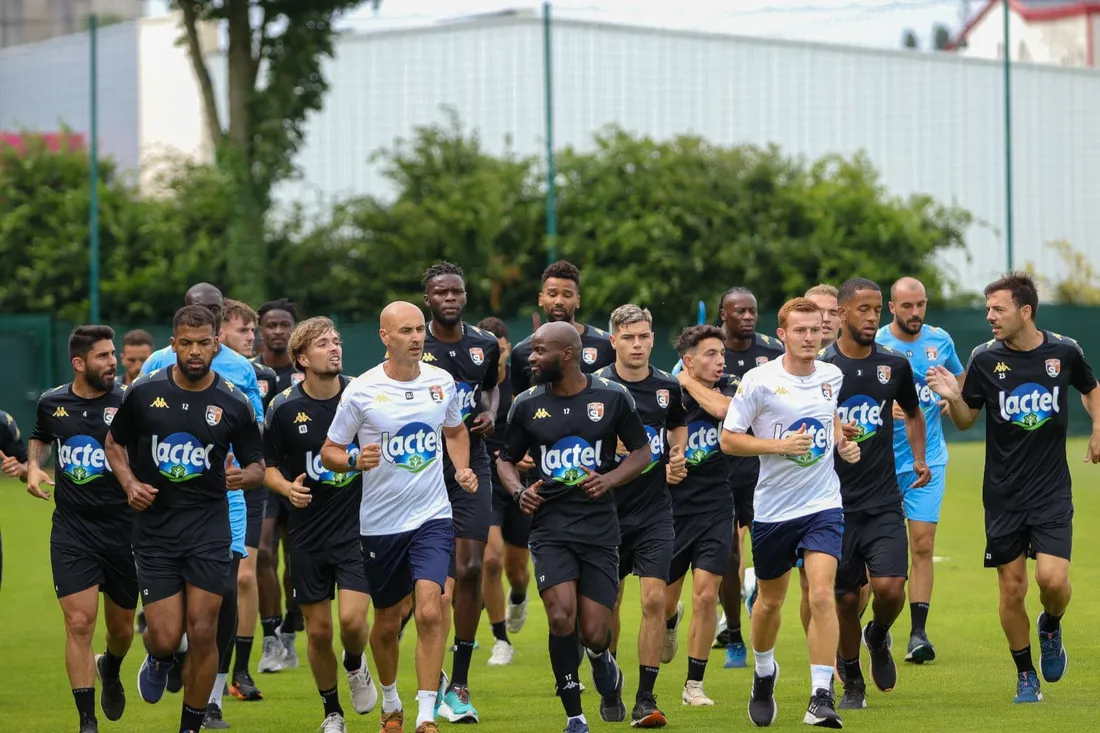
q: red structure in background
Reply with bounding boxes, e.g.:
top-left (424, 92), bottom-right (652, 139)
top-left (0, 132), bottom-right (87, 154)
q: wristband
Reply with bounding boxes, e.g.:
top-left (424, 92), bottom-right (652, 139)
top-left (347, 453), bottom-right (357, 470)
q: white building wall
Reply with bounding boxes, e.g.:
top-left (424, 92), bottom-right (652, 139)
top-left (961, 2), bottom-right (1089, 66)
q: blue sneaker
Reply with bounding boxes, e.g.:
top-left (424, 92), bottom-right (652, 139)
top-left (136, 654), bottom-right (173, 704)
top-left (725, 642), bottom-right (747, 668)
top-left (438, 685), bottom-right (479, 723)
top-left (1037, 613), bottom-right (1068, 683)
top-left (564, 718), bottom-right (590, 732)
top-left (588, 649), bottom-right (620, 699)
top-left (1013, 670), bottom-right (1043, 703)
top-left (434, 670), bottom-right (448, 715)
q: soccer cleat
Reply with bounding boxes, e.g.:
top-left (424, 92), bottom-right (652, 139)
top-left (661, 602), bottom-right (683, 664)
top-left (564, 718), bottom-right (590, 732)
top-left (630, 692), bottom-right (667, 728)
top-left (136, 654), bottom-right (172, 704)
top-left (1037, 613), bottom-right (1068, 683)
top-left (725, 642), bottom-right (748, 669)
top-left (346, 654), bottom-right (379, 715)
top-left (803, 688), bottom-right (843, 728)
top-left (713, 612), bottom-right (729, 649)
top-left (681, 680), bottom-right (714, 706)
top-left (280, 629), bottom-right (300, 669)
top-left (320, 712), bottom-right (347, 732)
top-left (748, 661), bottom-right (779, 726)
top-left (905, 630), bottom-right (936, 664)
top-left (258, 635), bottom-right (286, 673)
top-left (79, 720), bottom-right (99, 733)
top-left (202, 703), bottom-right (230, 729)
top-left (166, 651), bottom-right (184, 694)
top-left (487, 639), bottom-right (514, 666)
top-left (229, 671), bottom-right (263, 701)
top-left (416, 722), bottom-right (440, 733)
top-left (862, 623), bottom-right (897, 692)
top-left (95, 653), bottom-right (126, 721)
top-left (506, 596), bottom-right (528, 634)
top-left (837, 678), bottom-right (866, 711)
top-left (1013, 670), bottom-right (1043, 703)
top-left (438, 685), bottom-right (479, 723)
top-left (380, 709), bottom-right (404, 731)
top-left (596, 662), bottom-right (626, 723)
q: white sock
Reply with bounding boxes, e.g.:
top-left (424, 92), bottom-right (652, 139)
top-left (381, 682), bottom-right (401, 714)
top-left (754, 647), bottom-right (776, 677)
top-left (209, 673), bottom-right (227, 707)
top-left (810, 665), bottom-right (833, 694)
top-left (415, 690), bottom-right (437, 726)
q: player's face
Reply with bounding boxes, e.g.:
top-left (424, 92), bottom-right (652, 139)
top-left (985, 289), bottom-right (1027, 341)
top-left (611, 320), bottom-right (654, 369)
top-left (807, 294), bottom-right (839, 344)
top-left (778, 311), bottom-right (823, 360)
top-left (301, 328), bottom-right (343, 377)
top-left (890, 285), bottom-right (927, 336)
top-left (189, 291), bottom-right (224, 323)
top-left (685, 337), bottom-right (725, 386)
top-left (720, 293), bottom-right (757, 339)
top-left (121, 344), bottom-right (152, 382)
top-left (841, 289), bottom-right (882, 347)
top-left (221, 316), bottom-right (256, 357)
top-left (496, 336), bottom-right (511, 364)
top-left (77, 339), bottom-right (118, 391)
top-left (539, 278), bottom-right (580, 323)
top-left (425, 274), bottom-right (466, 326)
top-left (261, 309), bottom-right (295, 355)
top-left (171, 324), bottom-right (219, 382)
top-left (380, 312), bottom-right (426, 363)
top-left (529, 334), bottom-right (566, 384)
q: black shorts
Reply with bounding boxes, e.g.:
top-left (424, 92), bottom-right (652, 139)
top-left (836, 507), bottom-right (909, 593)
top-left (984, 499), bottom-right (1073, 568)
top-left (489, 480), bottom-right (532, 549)
top-left (445, 448), bottom-right (492, 543)
top-left (618, 512), bottom-right (674, 582)
top-left (528, 538), bottom-right (619, 610)
top-left (669, 513), bottom-right (734, 583)
top-left (733, 480), bottom-right (755, 529)
top-left (290, 535), bottom-right (369, 606)
top-left (51, 533), bottom-right (139, 610)
top-left (264, 492), bottom-right (292, 524)
top-left (134, 545), bottom-right (233, 605)
top-left (245, 488), bottom-right (268, 549)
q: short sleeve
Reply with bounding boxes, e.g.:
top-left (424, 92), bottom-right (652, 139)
top-left (29, 396), bottom-right (53, 444)
top-left (0, 413), bottom-right (27, 462)
top-left (481, 341), bottom-right (501, 394)
top-left (1068, 341), bottom-right (1098, 395)
top-left (108, 384), bottom-right (140, 447)
top-left (665, 383), bottom-right (687, 430)
top-left (943, 336), bottom-right (964, 376)
top-left (723, 373), bottom-right (759, 434)
top-left (961, 352), bottom-right (986, 410)
top-left (443, 378), bottom-right (463, 429)
top-left (499, 399), bottom-right (532, 464)
top-left (229, 405), bottom-right (264, 466)
top-left (614, 391), bottom-right (648, 452)
top-left (263, 406), bottom-right (284, 467)
top-left (894, 360), bottom-right (920, 415)
top-left (327, 387), bottom-right (365, 446)
top-left (139, 349), bottom-right (167, 376)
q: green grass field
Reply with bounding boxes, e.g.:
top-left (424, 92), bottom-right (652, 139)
top-left (1, 440), bottom-right (1097, 731)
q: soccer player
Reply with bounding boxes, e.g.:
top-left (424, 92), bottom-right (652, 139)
top-left (662, 325), bottom-right (738, 706)
top-left (265, 317), bottom-right (379, 732)
top-left (876, 276), bottom-right (965, 661)
top-left (0, 407), bottom-right (28, 592)
top-left (254, 298), bottom-right (304, 670)
top-left (497, 321), bottom-right (651, 733)
top-left (720, 296), bottom-right (860, 728)
top-left (805, 285), bottom-right (840, 348)
top-left (321, 300), bottom-right (477, 733)
top-left (26, 326), bottom-right (134, 733)
top-left (598, 304), bottom-right (687, 726)
top-left (121, 330), bottom-right (155, 386)
top-left (421, 262), bottom-right (501, 723)
top-left (928, 272), bottom-right (1100, 704)
top-left (106, 305), bottom-right (265, 733)
top-left (818, 278), bottom-right (929, 709)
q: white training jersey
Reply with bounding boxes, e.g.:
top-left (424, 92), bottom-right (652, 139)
top-left (722, 357), bottom-right (845, 524)
top-left (327, 362), bottom-right (463, 536)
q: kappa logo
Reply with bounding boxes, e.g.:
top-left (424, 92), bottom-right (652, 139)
top-left (587, 401), bottom-right (604, 422)
top-left (533, 408), bottom-right (551, 419)
top-left (150, 397), bottom-right (168, 409)
top-left (52, 407), bottom-right (69, 418)
top-left (925, 346), bottom-right (938, 360)
top-left (469, 347), bottom-right (484, 366)
top-left (1045, 358), bottom-right (1061, 378)
top-left (582, 347), bottom-right (598, 365)
top-left (775, 386), bottom-right (789, 396)
top-left (656, 389), bottom-right (670, 409)
top-left (293, 412), bottom-right (311, 424)
top-left (993, 362), bottom-right (1011, 375)
top-left (430, 385), bottom-right (444, 403)
top-left (103, 407), bottom-right (117, 426)
top-left (374, 393), bottom-right (391, 404)
top-left (877, 365), bottom-right (891, 384)
top-left (421, 352), bottom-right (437, 363)
top-left (223, 380), bottom-right (234, 392)
top-left (205, 405), bottom-right (223, 426)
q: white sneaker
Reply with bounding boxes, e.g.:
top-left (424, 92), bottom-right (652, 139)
top-left (487, 639), bottom-right (514, 666)
top-left (319, 712), bottom-right (347, 732)
top-left (713, 613), bottom-right (728, 649)
top-left (661, 602), bottom-right (683, 664)
top-left (346, 654), bottom-right (379, 714)
top-left (280, 629), bottom-right (299, 669)
top-left (682, 680), bottom-right (714, 706)
top-left (506, 596), bottom-right (528, 634)
top-left (258, 635), bottom-right (286, 673)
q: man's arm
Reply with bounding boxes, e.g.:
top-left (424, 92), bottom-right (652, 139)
top-left (677, 369), bottom-right (731, 420)
top-left (230, 418), bottom-right (266, 489)
top-left (321, 388), bottom-right (365, 472)
top-left (443, 425), bottom-right (471, 473)
top-left (496, 399), bottom-right (532, 498)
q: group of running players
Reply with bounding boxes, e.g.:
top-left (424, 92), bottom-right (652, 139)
top-left (2, 260), bottom-right (1098, 733)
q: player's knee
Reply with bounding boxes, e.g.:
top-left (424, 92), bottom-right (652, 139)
top-left (545, 605), bottom-right (576, 636)
top-left (455, 552), bottom-right (484, 588)
top-left (307, 618), bottom-right (334, 649)
top-left (640, 585), bottom-right (665, 620)
top-left (105, 610), bottom-right (136, 644)
top-left (1035, 566), bottom-right (1070, 597)
top-left (186, 613), bottom-right (219, 646)
top-left (910, 533), bottom-right (935, 560)
top-left (65, 609), bottom-right (97, 640)
top-left (580, 623), bottom-right (611, 653)
top-left (256, 545), bottom-right (275, 572)
top-left (806, 584), bottom-right (835, 616)
top-left (145, 625), bottom-right (182, 656)
top-left (414, 596), bottom-right (444, 629)
top-left (482, 547), bottom-right (503, 578)
top-left (691, 581), bottom-right (719, 611)
top-left (237, 564), bottom-right (257, 590)
top-left (997, 571), bottom-right (1028, 605)
top-left (836, 589), bottom-right (862, 615)
top-left (372, 609), bottom-right (402, 643)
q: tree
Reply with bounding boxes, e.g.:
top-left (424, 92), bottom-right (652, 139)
top-left (932, 23), bottom-right (952, 51)
top-left (902, 29), bottom-right (920, 50)
top-left (1025, 240), bottom-right (1100, 305)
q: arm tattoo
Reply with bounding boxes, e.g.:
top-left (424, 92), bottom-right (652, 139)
top-left (28, 439), bottom-right (51, 468)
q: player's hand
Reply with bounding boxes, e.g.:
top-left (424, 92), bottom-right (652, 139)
top-left (124, 479), bottom-right (158, 511)
top-left (517, 452), bottom-right (536, 473)
top-left (289, 473), bottom-right (311, 508)
top-left (469, 411), bottom-right (496, 437)
top-left (777, 424), bottom-right (813, 456)
top-left (1086, 430), bottom-right (1100, 464)
top-left (356, 444), bottom-right (382, 471)
top-left (518, 480), bottom-right (543, 515)
top-left (892, 402), bottom-right (907, 421)
top-left (926, 365), bottom-right (961, 401)
top-left (579, 466), bottom-right (614, 499)
top-left (837, 435), bottom-right (861, 464)
top-left (225, 452), bottom-right (243, 490)
top-left (455, 467), bottom-right (478, 493)
top-left (840, 419), bottom-right (861, 440)
top-left (666, 444), bottom-right (687, 485)
top-left (25, 463), bottom-right (53, 501)
top-left (910, 460), bottom-right (932, 488)
top-left (937, 399), bottom-right (950, 415)
top-left (0, 451), bottom-right (26, 480)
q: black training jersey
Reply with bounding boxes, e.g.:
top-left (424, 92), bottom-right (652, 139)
top-left (596, 365), bottom-right (686, 526)
top-left (252, 360), bottom-right (279, 410)
top-left (676, 374), bottom-right (739, 518)
top-left (501, 374), bottom-right (648, 545)
top-left (423, 323), bottom-right (501, 455)
top-left (510, 323), bottom-right (615, 395)
top-left (253, 355), bottom-right (302, 395)
top-left (264, 377), bottom-right (361, 547)
top-left (961, 331), bottom-right (1097, 512)
top-left (0, 409), bottom-right (27, 463)
top-left (723, 333), bottom-right (785, 488)
top-left (109, 367), bottom-right (264, 548)
top-left (31, 383), bottom-right (131, 532)
top-left (819, 343), bottom-right (918, 513)
top-left (485, 363), bottom-right (513, 461)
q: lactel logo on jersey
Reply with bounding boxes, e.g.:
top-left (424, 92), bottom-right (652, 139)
top-left (153, 433), bottom-right (213, 481)
top-left (540, 437), bottom-right (602, 486)
top-left (775, 419), bottom-right (831, 467)
top-left (837, 395), bottom-right (885, 443)
top-left (58, 435), bottom-right (111, 484)
top-left (381, 422), bottom-right (440, 473)
top-left (999, 383), bottom-right (1059, 430)
top-left (456, 382), bottom-right (478, 421)
top-left (306, 443), bottom-right (359, 486)
top-left (913, 378), bottom-right (939, 407)
top-left (685, 421), bottom-right (719, 465)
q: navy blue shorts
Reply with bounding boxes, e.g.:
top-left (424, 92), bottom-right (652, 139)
top-left (751, 508), bottom-right (844, 581)
top-left (360, 518), bottom-right (454, 610)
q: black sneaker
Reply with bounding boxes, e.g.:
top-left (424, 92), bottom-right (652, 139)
top-left (599, 666), bottom-right (627, 723)
top-left (862, 623), bottom-right (897, 692)
top-left (94, 653), bottom-right (126, 721)
top-left (803, 687), bottom-right (843, 728)
top-left (837, 678), bottom-right (867, 711)
top-left (79, 719), bottom-right (99, 733)
top-left (203, 703), bottom-right (230, 729)
top-left (229, 671), bottom-right (263, 701)
top-left (630, 692), bottom-right (666, 728)
top-left (166, 652), bottom-right (185, 694)
top-left (748, 661), bottom-right (779, 726)
top-left (905, 630), bottom-right (936, 664)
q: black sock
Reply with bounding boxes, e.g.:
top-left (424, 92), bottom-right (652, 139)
top-left (342, 652), bottom-right (362, 673)
top-left (491, 621), bottom-right (509, 643)
top-left (261, 616), bottom-right (281, 638)
top-left (101, 649), bottom-right (124, 679)
top-left (841, 656), bottom-right (863, 683)
top-left (665, 612), bottom-right (679, 631)
top-left (180, 703), bottom-right (205, 732)
top-left (154, 653), bottom-right (176, 667)
top-left (728, 625), bottom-right (744, 646)
top-left (637, 665), bottom-right (659, 697)
top-left (687, 656), bottom-right (707, 683)
top-left (1012, 646), bottom-right (1036, 674)
top-left (1039, 612), bottom-right (1063, 633)
top-left (233, 636), bottom-right (254, 675)
top-left (73, 687), bottom-right (96, 724)
top-left (549, 632), bottom-right (583, 717)
top-left (509, 588), bottom-right (526, 605)
top-left (910, 602), bottom-right (930, 633)
top-left (865, 619), bottom-right (890, 649)
top-left (451, 638), bottom-right (475, 688)
top-left (320, 685), bottom-right (343, 717)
